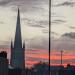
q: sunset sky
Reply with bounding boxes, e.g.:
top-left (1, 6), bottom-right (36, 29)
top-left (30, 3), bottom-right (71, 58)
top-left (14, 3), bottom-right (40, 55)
top-left (0, 0), bottom-right (49, 67)
top-left (51, 0), bottom-right (75, 66)
top-left (1, 0), bottom-right (75, 67)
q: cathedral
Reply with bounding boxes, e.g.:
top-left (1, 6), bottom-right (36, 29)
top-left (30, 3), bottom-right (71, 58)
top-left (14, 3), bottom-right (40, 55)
top-left (10, 8), bottom-right (25, 69)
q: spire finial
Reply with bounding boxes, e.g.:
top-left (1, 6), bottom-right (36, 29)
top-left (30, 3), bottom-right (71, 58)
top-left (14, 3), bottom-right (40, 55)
top-left (18, 7), bottom-right (19, 12)
top-left (17, 5), bottom-right (20, 11)
top-left (23, 40), bottom-right (25, 49)
top-left (11, 40), bottom-right (13, 49)
top-left (18, 7), bottom-right (20, 16)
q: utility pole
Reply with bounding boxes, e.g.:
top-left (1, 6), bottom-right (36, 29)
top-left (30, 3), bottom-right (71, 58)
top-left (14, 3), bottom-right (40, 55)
top-left (61, 50), bottom-right (63, 66)
top-left (49, 0), bottom-right (51, 75)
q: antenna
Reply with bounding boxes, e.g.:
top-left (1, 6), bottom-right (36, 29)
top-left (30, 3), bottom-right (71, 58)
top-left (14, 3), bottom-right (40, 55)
top-left (61, 50), bottom-right (63, 66)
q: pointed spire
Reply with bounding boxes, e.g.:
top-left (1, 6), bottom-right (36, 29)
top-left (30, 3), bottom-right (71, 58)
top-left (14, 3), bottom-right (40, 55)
top-left (11, 41), bottom-right (13, 49)
top-left (18, 8), bottom-right (20, 17)
top-left (10, 8), bottom-right (25, 69)
top-left (23, 41), bottom-right (25, 49)
top-left (11, 38), bottom-right (13, 49)
top-left (14, 8), bottom-right (22, 48)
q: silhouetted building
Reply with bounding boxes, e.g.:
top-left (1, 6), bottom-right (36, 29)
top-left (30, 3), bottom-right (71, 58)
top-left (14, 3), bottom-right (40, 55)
top-left (50, 65), bottom-right (64, 75)
top-left (55, 64), bottom-right (75, 75)
top-left (0, 51), bottom-right (7, 58)
top-left (32, 62), bottom-right (49, 75)
top-left (8, 68), bottom-right (22, 75)
top-left (10, 8), bottom-right (25, 69)
top-left (0, 51), bottom-right (8, 75)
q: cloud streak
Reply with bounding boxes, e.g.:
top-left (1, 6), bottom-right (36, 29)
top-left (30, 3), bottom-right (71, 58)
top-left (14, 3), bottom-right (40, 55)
top-left (51, 34), bottom-right (75, 50)
top-left (68, 26), bottom-right (75, 29)
top-left (62, 32), bottom-right (75, 39)
top-left (51, 19), bottom-right (66, 25)
top-left (0, 0), bottom-right (49, 30)
top-left (27, 36), bottom-right (49, 50)
top-left (53, 1), bottom-right (75, 7)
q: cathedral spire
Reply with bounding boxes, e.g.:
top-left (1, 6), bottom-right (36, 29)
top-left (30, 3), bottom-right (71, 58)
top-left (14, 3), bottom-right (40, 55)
top-left (10, 8), bottom-right (25, 69)
top-left (14, 8), bottom-right (22, 48)
top-left (11, 41), bottom-right (13, 49)
top-left (23, 41), bottom-right (25, 49)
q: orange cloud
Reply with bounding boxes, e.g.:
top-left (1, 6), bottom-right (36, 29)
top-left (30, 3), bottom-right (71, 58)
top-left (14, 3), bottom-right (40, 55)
top-left (1, 48), bottom-right (75, 67)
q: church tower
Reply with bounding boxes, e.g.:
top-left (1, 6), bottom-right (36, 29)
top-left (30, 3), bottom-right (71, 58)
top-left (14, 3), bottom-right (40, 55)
top-left (10, 8), bottom-right (25, 69)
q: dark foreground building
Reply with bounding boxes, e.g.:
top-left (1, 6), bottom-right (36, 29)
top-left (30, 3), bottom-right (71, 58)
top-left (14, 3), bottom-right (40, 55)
top-left (0, 51), bottom-right (8, 75)
top-left (50, 64), bottom-right (75, 75)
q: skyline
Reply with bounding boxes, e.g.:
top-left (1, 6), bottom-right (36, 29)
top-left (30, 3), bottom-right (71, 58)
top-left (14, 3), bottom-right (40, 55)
top-left (1, 0), bottom-right (75, 67)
